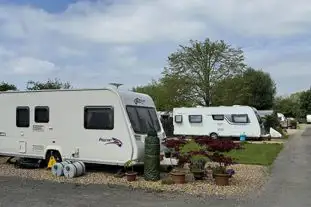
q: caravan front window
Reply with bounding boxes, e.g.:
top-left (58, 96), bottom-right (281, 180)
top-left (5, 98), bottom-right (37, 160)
top-left (126, 106), bottom-right (161, 134)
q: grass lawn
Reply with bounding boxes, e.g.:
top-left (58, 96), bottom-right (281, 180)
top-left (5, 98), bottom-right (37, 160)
top-left (225, 143), bottom-right (284, 166)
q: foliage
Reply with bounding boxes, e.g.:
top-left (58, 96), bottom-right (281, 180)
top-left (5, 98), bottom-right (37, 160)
top-left (133, 77), bottom-right (195, 111)
top-left (273, 93), bottom-right (303, 118)
top-left (0, 81), bottom-right (17, 91)
top-left (162, 138), bottom-right (240, 174)
top-left (26, 78), bottom-right (72, 90)
top-left (263, 113), bottom-right (281, 132)
top-left (212, 68), bottom-right (276, 110)
top-left (194, 138), bottom-right (241, 152)
top-left (209, 153), bottom-right (234, 174)
top-left (162, 38), bottom-right (246, 106)
top-left (124, 160), bottom-right (135, 172)
top-left (225, 143), bottom-right (284, 165)
top-left (299, 88), bottom-right (311, 116)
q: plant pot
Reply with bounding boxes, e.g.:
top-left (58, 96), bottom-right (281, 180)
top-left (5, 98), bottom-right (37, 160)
top-left (169, 171), bottom-right (186, 184)
top-left (191, 170), bottom-right (205, 180)
top-left (125, 172), bottom-right (137, 182)
top-left (214, 173), bottom-right (230, 186)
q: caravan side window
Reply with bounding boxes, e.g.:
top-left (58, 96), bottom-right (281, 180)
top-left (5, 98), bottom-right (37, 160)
top-left (188, 115), bottom-right (202, 123)
top-left (232, 114), bottom-right (249, 123)
top-left (84, 106), bottom-right (114, 130)
top-left (16, 106), bottom-right (30, 128)
top-left (174, 115), bottom-right (183, 123)
top-left (35, 106), bottom-right (49, 123)
top-left (212, 115), bottom-right (224, 120)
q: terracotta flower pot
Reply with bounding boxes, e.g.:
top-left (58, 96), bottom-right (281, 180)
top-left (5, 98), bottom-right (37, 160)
top-left (169, 171), bottom-right (186, 184)
top-left (125, 172), bottom-right (138, 182)
top-left (214, 173), bottom-right (230, 186)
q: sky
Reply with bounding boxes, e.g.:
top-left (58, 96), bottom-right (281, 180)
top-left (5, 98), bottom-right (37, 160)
top-left (0, 0), bottom-right (310, 95)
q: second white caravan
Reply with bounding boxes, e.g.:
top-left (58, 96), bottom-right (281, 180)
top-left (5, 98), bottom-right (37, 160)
top-left (0, 87), bottom-right (167, 166)
top-left (173, 105), bottom-right (269, 139)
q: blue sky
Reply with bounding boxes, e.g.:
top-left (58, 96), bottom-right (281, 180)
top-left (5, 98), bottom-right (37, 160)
top-left (0, 0), bottom-right (310, 95)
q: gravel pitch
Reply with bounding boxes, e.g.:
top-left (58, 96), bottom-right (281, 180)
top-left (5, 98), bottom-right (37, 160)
top-left (0, 157), bottom-right (268, 199)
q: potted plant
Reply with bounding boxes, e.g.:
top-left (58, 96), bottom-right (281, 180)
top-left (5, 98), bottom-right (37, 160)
top-left (210, 153), bottom-right (234, 186)
top-left (169, 152), bottom-right (188, 184)
top-left (161, 139), bottom-right (188, 184)
top-left (124, 159), bottom-right (137, 182)
top-left (189, 157), bottom-right (207, 180)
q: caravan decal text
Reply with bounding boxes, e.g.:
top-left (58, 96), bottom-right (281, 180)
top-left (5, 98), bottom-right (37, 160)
top-left (134, 97), bottom-right (145, 105)
top-left (99, 137), bottom-right (123, 147)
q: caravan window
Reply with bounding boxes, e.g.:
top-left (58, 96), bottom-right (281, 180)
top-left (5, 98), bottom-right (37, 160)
top-left (212, 115), bottom-right (224, 120)
top-left (126, 106), bottom-right (161, 134)
top-left (16, 106), bottom-right (30, 128)
top-left (232, 114), bottom-right (249, 123)
top-left (84, 106), bottom-right (114, 130)
top-left (189, 115), bottom-right (202, 123)
top-left (35, 106), bottom-right (49, 123)
top-left (174, 115), bottom-right (183, 123)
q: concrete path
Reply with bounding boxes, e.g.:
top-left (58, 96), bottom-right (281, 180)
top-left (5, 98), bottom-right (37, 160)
top-left (242, 125), bottom-right (311, 207)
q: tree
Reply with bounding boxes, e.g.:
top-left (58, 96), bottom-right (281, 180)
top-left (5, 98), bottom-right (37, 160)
top-left (273, 92), bottom-right (304, 118)
top-left (299, 87), bottom-right (311, 116)
top-left (133, 80), bottom-right (168, 111)
top-left (0, 81), bottom-right (17, 91)
top-left (212, 68), bottom-right (276, 110)
top-left (133, 78), bottom-right (195, 111)
top-left (162, 38), bottom-right (246, 106)
top-left (26, 78), bottom-right (71, 90)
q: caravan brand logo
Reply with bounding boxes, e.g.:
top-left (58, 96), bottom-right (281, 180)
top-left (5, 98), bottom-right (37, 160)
top-left (99, 137), bottom-right (123, 147)
top-left (134, 97), bottom-right (145, 105)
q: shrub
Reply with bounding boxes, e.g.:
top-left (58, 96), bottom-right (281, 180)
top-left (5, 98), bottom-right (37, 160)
top-left (264, 113), bottom-right (281, 132)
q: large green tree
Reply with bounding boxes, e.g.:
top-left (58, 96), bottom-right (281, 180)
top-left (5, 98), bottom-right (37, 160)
top-left (26, 78), bottom-right (71, 90)
top-left (299, 87), bottom-right (311, 116)
top-left (133, 77), bottom-right (194, 111)
top-left (0, 81), bottom-right (17, 91)
top-left (212, 68), bottom-right (276, 110)
top-left (162, 38), bottom-right (246, 106)
top-left (273, 91), bottom-right (304, 118)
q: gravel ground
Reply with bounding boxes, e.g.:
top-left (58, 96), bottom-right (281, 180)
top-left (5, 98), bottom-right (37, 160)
top-left (0, 157), bottom-right (268, 199)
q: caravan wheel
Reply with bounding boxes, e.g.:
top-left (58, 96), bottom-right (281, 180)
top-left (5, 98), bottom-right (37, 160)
top-left (210, 133), bottom-right (218, 140)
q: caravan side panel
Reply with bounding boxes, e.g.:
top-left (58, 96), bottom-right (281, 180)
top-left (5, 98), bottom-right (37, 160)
top-left (0, 90), bottom-right (135, 165)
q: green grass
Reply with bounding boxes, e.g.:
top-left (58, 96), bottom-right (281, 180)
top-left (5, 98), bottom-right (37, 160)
top-left (225, 143), bottom-right (284, 166)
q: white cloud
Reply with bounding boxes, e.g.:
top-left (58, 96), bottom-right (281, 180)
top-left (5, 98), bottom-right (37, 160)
top-left (0, 0), bottom-right (311, 94)
top-left (6, 57), bottom-right (57, 75)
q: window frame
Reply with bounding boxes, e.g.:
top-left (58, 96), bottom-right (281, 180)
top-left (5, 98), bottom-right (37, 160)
top-left (231, 114), bottom-right (250, 123)
top-left (174, 115), bottom-right (183, 123)
top-left (212, 114), bottom-right (224, 121)
top-left (188, 115), bottom-right (202, 123)
top-left (84, 106), bottom-right (114, 130)
top-left (16, 106), bottom-right (30, 128)
top-left (125, 105), bottom-right (161, 134)
top-left (34, 106), bottom-right (50, 123)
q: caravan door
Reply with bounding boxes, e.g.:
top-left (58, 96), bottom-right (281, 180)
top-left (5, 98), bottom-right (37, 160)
top-left (16, 106), bottom-right (31, 154)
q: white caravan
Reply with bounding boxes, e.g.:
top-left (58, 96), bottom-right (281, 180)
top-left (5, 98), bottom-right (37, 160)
top-left (307, 115), bottom-right (311, 124)
top-left (173, 105), bottom-right (268, 139)
top-left (0, 88), bottom-right (168, 166)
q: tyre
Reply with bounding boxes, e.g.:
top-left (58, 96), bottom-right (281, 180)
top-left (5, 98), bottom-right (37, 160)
top-left (210, 133), bottom-right (218, 140)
